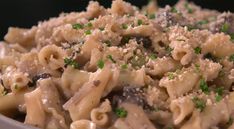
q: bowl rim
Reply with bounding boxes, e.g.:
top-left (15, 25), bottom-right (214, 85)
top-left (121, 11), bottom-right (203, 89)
top-left (0, 114), bottom-right (39, 129)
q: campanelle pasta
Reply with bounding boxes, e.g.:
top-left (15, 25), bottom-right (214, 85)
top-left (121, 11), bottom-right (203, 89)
top-left (0, 0), bottom-right (234, 129)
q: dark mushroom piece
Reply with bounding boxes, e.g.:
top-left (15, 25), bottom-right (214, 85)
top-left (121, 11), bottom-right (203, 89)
top-left (28, 73), bottom-right (51, 87)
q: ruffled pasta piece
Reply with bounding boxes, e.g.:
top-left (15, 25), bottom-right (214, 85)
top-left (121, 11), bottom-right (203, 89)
top-left (90, 99), bottom-right (112, 127)
top-left (63, 66), bottom-right (112, 121)
top-left (118, 67), bottom-right (148, 87)
top-left (202, 33), bottom-right (234, 58)
top-left (119, 103), bottom-right (156, 129)
top-left (24, 88), bottom-right (46, 128)
top-left (110, 0), bottom-right (136, 16)
top-left (4, 27), bottom-right (36, 47)
top-left (146, 57), bottom-right (181, 76)
top-left (38, 78), bottom-right (69, 129)
top-left (80, 33), bottom-right (102, 61)
top-left (170, 96), bottom-right (194, 125)
top-left (181, 100), bottom-right (229, 129)
top-left (170, 41), bottom-right (194, 65)
top-left (0, 89), bottom-right (30, 115)
top-left (148, 110), bottom-right (172, 125)
top-left (86, 48), bottom-right (103, 71)
top-left (198, 59), bottom-right (222, 81)
top-left (1, 66), bottom-right (29, 91)
top-left (17, 51), bottom-right (44, 77)
top-left (61, 67), bottom-right (90, 98)
top-left (159, 67), bottom-right (200, 99)
top-left (38, 45), bottom-right (66, 70)
top-left (70, 120), bottom-right (96, 129)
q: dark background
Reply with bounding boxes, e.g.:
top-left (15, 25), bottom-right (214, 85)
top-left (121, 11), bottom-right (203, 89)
top-left (0, 0), bottom-right (234, 40)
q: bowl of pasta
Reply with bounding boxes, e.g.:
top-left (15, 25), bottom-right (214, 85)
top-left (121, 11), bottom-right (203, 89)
top-left (1, 0), bottom-right (234, 129)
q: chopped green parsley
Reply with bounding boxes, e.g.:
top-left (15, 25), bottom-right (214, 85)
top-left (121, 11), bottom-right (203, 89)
top-left (85, 30), bottom-right (92, 35)
top-left (165, 46), bottom-right (173, 55)
top-left (194, 64), bottom-right (200, 73)
top-left (199, 78), bottom-right (209, 94)
top-left (107, 55), bottom-right (116, 63)
top-left (215, 95), bottom-right (222, 102)
top-left (171, 7), bottom-right (178, 13)
top-left (215, 87), bottom-right (224, 102)
top-left (1, 90), bottom-right (7, 96)
top-left (149, 54), bottom-right (157, 60)
top-left (99, 27), bottom-right (105, 31)
top-left (194, 47), bottom-right (202, 54)
top-left (227, 117), bottom-right (233, 127)
top-left (122, 24), bottom-right (128, 29)
top-left (121, 64), bottom-right (128, 69)
top-left (148, 13), bottom-right (156, 19)
top-left (215, 87), bottom-right (224, 96)
top-left (64, 58), bottom-right (79, 69)
top-left (229, 54), bottom-right (234, 62)
top-left (184, 2), bottom-right (193, 13)
top-left (114, 108), bottom-right (128, 118)
top-left (72, 23), bottom-right (83, 29)
top-left (85, 22), bottom-right (93, 27)
top-left (103, 40), bottom-right (111, 47)
top-left (192, 97), bottom-right (206, 112)
top-left (14, 84), bottom-right (18, 90)
top-left (221, 23), bottom-right (229, 33)
top-left (197, 20), bottom-right (209, 25)
top-left (137, 19), bottom-right (143, 26)
top-left (168, 72), bottom-right (175, 80)
top-left (97, 59), bottom-right (105, 69)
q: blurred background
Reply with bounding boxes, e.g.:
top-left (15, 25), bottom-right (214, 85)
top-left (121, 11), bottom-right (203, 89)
top-left (0, 0), bottom-right (234, 40)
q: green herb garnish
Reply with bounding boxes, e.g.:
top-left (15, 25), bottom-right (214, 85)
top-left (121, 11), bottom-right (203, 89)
top-left (184, 2), bottom-right (193, 13)
top-left (199, 78), bottom-right (209, 94)
top-left (218, 70), bottom-right (225, 77)
top-left (227, 117), bottom-right (233, 127)
top-left (215, 95), bottom-right (222, 102)
top-left (14, 84), bottom-right (18, 90)
top-left (148, 14), bottom-right (156, 19)
top-left (64, 58), bottom-right (79, 69)
top-left (103, 40), bottom-right (111, 47)
top-left (137, 19), bottom-right (143, 26)
top-left (107, 55), bottom-right (116, 63)
top-left (195, 64), bottom-right (200, 73)
top-left (122, 24), bottom-right (128, 29)
top-left (229, 54), bottom-right (234, 62)
top-left (215, 87), bottom-right (223, 102)
top-left (1, 91), bottom-right (7, 96)
top-left (192, 97), bottom-right (206, 112)
top-left (194, 47), bottom-right (202, 54)
top-left (230, 33), bottom-right (234, 41)
top-left (168, 72), bottom-right (175, 80)
top-left (114, 108), bottom-right (128, 118)
top-left (171, 7), bottom-right (178, 13)
top-left (165, 46), bottom-right (173, 55)
top-left (121, 36), bottom-right (131, 44)
top-left (221, 23), bottom-right (229, 33)
top-left (99, 27), bottom-right (105, 31)
top-left (149, 54), bottom-right (157, 60)
top-left (86, 22), bottom-right (93, 27)
top-left (197, 20), bottom-right (209, 25)
top-left (72, 23), bottom-right (83, 29)
top-left (215, 87), bottom-right (224, 96)
top-left (121, 64), bottom-right (128, 69)
top-left (85, 30), bottom-right (92, 35)
top-left (97, 59), bottom-right (105, 69)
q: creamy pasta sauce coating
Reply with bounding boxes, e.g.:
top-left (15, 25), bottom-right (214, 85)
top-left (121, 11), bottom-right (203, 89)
top-left (0, 0), bottom-right (234, 129)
